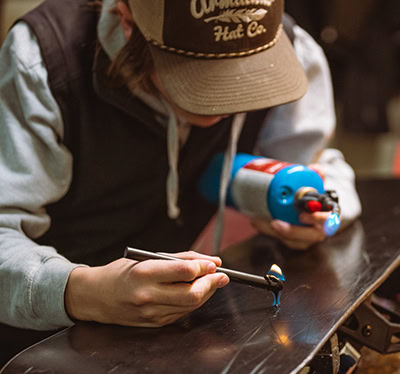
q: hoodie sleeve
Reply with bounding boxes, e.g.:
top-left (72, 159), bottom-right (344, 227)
top-left (256, 25), bottom-right (362, 226)
top-left (0, 22), bottom-right (82, 330)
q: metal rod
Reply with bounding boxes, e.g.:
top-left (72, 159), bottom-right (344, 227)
top-left (124, 247), bottom-right (283, 292)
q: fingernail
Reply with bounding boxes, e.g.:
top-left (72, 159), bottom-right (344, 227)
top-left (211, 256), bottom-right (222, 267)
top-left (207, 262), bottom-right (217, 273)
top-left (271, 220), bottom-right (290, 232)
top-left (218, 275), bottom-right (230, 287)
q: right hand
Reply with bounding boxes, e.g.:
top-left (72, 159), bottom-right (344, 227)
top-left (251, 211), bottom-right (329, 250)
top-left (65, 251), bottom-right (229, 327)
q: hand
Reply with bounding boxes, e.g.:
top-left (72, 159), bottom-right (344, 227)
top-left (65, 251), bottom-right (229, 327)
top-left (251, 211), bottom-right (331, 250)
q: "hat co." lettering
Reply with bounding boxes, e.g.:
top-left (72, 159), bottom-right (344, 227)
top-left (214, 21), bottom-right (266, 42)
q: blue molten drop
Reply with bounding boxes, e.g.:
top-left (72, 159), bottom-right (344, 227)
top-left (272, 291), bottom-right (282, 307)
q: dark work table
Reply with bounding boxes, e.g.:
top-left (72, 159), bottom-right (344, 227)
top-left (1, 179), bottom-right (400, 374)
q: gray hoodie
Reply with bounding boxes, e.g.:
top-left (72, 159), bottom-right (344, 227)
top-left (0, 0), bottom-right (361, 330)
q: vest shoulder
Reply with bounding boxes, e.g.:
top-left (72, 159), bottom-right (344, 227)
top-left (19, 0), bottom-right (98, 65)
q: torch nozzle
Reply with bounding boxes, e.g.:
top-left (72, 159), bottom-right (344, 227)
top-left (295, 189), bottom-right (341, 236)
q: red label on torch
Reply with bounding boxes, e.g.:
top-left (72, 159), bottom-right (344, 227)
top-left (244, 159), bottom-right (292, 175)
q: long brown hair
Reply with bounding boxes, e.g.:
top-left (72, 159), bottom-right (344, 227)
top-left (88, 0), bottom-right (154, 92)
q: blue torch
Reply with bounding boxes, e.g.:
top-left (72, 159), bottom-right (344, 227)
top-left (199, 153), bottom-right (341, 236)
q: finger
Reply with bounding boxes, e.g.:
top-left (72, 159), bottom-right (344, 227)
top-left (299, 212), bottom-right (331, 226)
top-left (251, 217), bottom-right (279, 238)
top-left (166, 251), bottom-right (222, 267)
top-left (184, 272), bottom-right (229, 307)
top-left (270, 220), bottom-right (326, 243)
top-left (156, 273), bottom-right (229, 307)
top-left (251, 217), bottom-right (325, 249)
top-left (133, 259), bottom-right (218, 284)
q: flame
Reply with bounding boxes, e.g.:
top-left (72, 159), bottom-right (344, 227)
top-left (270, 264), bottom-right (282, 275)
top-left (266, 264), bottom-right (285, 282)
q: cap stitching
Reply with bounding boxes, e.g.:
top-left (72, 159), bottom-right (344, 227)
top-left (149, 24), bottom-right (282, 59)
top-left (180, 79), bottom-right (303, 102)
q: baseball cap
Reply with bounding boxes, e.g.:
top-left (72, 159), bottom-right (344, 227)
top-left (128, 0), bottom-right (308, 115)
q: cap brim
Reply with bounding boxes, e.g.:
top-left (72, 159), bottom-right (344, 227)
top-left (148, 31), bottom-right (308, 116)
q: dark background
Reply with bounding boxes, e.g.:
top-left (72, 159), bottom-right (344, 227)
top-left (286, 0), bottom-right (400, 134)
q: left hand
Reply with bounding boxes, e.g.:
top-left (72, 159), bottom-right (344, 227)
top-left (251, 211), bottom-right (331, 250)
top-left (65, 251), bottom-right (229, 328)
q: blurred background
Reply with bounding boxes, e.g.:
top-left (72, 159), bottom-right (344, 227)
top-left (285, 0), bottom-right (400, 178)
top-left (1, 0), bottom-right (400, 177)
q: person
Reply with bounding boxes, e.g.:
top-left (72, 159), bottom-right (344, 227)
top-left (0, 0), bottom-right (361, 334)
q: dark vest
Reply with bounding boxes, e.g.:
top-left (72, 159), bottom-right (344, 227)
top-left (20, 0), bottom-right (295, 265)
